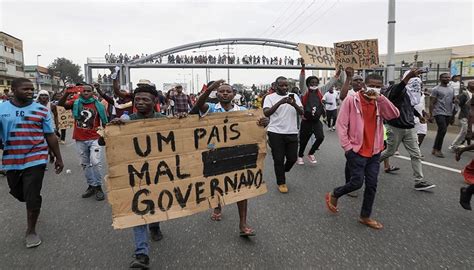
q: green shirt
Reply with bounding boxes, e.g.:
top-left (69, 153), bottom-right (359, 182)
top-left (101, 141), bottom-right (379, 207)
top-left (129, 112), bottom-right (165, 120)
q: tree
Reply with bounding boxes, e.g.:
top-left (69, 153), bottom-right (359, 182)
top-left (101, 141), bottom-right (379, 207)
top-left (48, 57), bottom-right (84, 89)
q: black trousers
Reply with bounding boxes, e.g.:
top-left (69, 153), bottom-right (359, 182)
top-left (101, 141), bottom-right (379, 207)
top-left (7, 164), bottom-right (46, 210)
top-left (55, 129), bottom-right (66, 141)
top-left (326, 109), bottom-right (337, 128)
top-left (433, 115), bottom-right (450, 151)
top-left (267, 132), bottom-right (298, 185)
top-left (298, 119), bottom-right (324, 157)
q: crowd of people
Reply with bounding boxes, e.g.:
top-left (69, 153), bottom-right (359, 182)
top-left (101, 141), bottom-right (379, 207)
top-left (1, 60), bottom-right (473, 269)
top-left (104, 52), bottom-right (301, 66)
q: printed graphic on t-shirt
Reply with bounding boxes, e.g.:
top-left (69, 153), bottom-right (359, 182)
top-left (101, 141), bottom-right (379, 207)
top-left (76, 107), bottom-right (97, 129)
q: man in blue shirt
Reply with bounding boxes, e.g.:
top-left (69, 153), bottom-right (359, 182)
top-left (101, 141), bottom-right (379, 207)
top-left (194, 80), bottom-right (267, 237)
top-left (0, 78), bottom-right (63, 248)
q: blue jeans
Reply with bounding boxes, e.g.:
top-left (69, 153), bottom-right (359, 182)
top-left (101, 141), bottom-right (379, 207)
top-left (334, 151), bottom-right (380, 218)
top-left (75, 140), bottom-right (103, 187)
top-left (133, 222), bottom-right (161, 255)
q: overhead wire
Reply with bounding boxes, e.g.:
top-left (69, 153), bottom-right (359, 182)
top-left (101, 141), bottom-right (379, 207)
top-left (287, 0), bottom-right (340, 41)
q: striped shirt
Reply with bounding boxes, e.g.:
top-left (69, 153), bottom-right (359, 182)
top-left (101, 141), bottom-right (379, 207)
top-left (0, 101), bottom-right (54, 170)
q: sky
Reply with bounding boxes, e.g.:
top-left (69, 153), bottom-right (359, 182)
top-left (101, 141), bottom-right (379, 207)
top-left (1, 0), bottom-right (473, 92)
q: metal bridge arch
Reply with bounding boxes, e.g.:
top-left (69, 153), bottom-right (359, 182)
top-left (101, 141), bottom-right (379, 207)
top-left (129, 38), bottom-right (299, 64)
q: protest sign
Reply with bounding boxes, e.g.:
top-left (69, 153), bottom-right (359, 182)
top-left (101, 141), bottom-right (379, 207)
top-left (298, 43), bottom-right (335, 67)
top-left (334, 39), bottom-right (379, 69)
top-left (57, 106), bottom-right (74, 129)
top-left (104, 110), bottom-right (268, 229)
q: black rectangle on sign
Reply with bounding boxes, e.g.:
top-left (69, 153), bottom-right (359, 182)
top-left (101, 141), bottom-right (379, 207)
top-left (202, 144), bottom-right (259, 177)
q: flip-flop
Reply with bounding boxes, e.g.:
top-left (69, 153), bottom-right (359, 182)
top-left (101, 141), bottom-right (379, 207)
top-left (384, 166), bottom-right (400, 173)
top-left (239, 227), bottom-right (256, 237)
top-left (325, 193), bottom-right (339, 213)
top-left (210, 212), bottom-right (222, 221)
top-left (359, 218), bottom-right (383, 230)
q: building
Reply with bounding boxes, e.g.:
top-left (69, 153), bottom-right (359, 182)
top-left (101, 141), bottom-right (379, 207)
top-left (24, 65), bottom-right (63, 92)
top-left (0, 32), bottom-right (25, 93)
top-left (379, 44), bottom-right (474, 85)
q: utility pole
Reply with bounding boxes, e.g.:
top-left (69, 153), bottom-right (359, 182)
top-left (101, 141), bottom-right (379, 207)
top-left (108, 44), bottom-right (111, 54)
top-left (223, 45), bottom-right (234, 83)
top-left (386, 0), bottom-right (396, 83)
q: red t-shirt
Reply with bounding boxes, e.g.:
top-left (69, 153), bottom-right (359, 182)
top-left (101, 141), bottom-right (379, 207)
top-left (358, 92), bottom-right (377, 158)
top-left (67, 101), bottom-right (101, 141)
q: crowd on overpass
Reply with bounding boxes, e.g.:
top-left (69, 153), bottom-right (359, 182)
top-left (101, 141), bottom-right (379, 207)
top-left (104, 52), bottom-right (301, 66)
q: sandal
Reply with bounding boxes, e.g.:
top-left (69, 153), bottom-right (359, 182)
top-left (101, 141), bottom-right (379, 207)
top-left (239, 227), bottom-right (256, 237)
top-left (210, 212), bottom-right (222, 221)
top-left (359, 218), bottom-right (383, 230)
top-left (325, 193), bottom-right (339, 213)
top-left (384, 166), bottom-right (400, 173)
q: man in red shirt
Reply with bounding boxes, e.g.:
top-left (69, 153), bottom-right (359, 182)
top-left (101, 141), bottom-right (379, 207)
top-left (58, 84), bottom-right (108, 201)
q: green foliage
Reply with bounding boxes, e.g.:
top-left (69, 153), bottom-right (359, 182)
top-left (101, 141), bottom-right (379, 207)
top-left (48, 57), bottom-right (84, 87)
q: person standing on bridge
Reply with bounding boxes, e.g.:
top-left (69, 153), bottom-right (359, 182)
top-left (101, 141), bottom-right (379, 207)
top-left (0, 78), bottom-right (64, 247)
top-left (264, 76), bottom-right (304, 193)
top-left (379, 68), bottom-right (436, 191)
top-left (326, 73), bottom-right (399, 230)
top-left (297, 59), bottom-right (344, 165)
top-left (58, 84), bottom-right (108, 201)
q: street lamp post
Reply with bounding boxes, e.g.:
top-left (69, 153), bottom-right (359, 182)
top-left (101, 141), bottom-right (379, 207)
top-left (36, 54), bottom-right (42, 91)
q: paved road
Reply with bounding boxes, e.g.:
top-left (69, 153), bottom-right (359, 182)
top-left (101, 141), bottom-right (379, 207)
top-left (1, 129), bottom-right (473, 269)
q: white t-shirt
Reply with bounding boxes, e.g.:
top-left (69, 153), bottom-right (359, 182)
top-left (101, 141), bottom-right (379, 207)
top-left (323, 91), bottom-right (338, 110)
top-left (263, 92), bottom-right (302, 134)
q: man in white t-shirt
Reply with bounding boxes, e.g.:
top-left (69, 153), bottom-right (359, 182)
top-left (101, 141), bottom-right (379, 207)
top-left (263, 76), bottom-right (304, 193)
top-left (322, 88), bottom-right (339, 131)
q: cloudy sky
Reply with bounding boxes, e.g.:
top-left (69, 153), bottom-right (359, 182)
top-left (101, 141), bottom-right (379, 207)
top-left (1, 0), bottom-right (473, 92)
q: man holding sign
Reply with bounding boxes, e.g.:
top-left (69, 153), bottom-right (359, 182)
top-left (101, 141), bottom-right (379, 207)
top-left (195, 80), bottom-right (268, 236)
top-left (109, 84), bottom-right (165, 269)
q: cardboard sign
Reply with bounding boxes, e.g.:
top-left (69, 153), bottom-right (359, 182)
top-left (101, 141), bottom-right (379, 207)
top-left (298, 43), bottom-right (335, 67)
top-left (334, 39), bottom-right (379, 69)
top-left (57, 106), bottom-right (74, 129)
top-left (104, 110), bottom-right (268, 229)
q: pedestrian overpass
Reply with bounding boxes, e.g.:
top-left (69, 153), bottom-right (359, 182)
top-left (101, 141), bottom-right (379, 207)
top-left (84, 38), bottom-right (336, 86)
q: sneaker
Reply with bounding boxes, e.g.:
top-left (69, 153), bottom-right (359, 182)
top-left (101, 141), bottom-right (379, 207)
top-left (59, 140), bottom-right (66, 145)
top-left (297, 157), bottom-right (304, 165)
top-left (25, 233), bottom-right (41, 248)
top-left (448, 145), bottom-right (455, 151)
top-left (150, 227), bottom-right (163, 241)
top-left (307, 155), bottom-right (317, 164)
top-left (130, 254), bottom-right (149, 269)
top-left (95, 186), bottom-right (105, 201)
top-left (278, 184), bottom-right (288, 193)
top-left (432, 151), bottom-right (445, 158)
top-left (82, 186), bottom-right (95, 198)
top-left (414, 181), bottom-right (436, 191)
top-left (394, 151), bottom-right (400, 155)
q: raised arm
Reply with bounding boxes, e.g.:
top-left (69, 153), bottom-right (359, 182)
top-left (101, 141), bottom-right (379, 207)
top-left (299, 59), bottom-right (307, 95)
top-left (320, 66), bottom-right (344, 95)
top-left (388, 68), bottom-right (423, 101)
top-left (340, 67), bottom-right (354, 100)
top-left (112, 70), bottom-right (130, 99)
top-left (57, 90), bottom-right (73, 110)
top-left (194, 80), bottom-right (225, 114)
top-left (94, 83), bottom-right (115, 105)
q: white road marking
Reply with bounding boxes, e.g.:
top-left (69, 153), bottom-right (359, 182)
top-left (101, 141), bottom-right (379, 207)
top-left (394, 155), bottom-right (461, 173)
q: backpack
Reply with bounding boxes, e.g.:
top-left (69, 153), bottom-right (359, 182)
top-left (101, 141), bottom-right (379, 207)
top-left (302, 89), bottom-right (324, 121)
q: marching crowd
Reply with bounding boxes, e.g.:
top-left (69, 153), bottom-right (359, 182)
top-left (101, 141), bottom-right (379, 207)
top-left (1, 60), bottom-right (473, 269)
